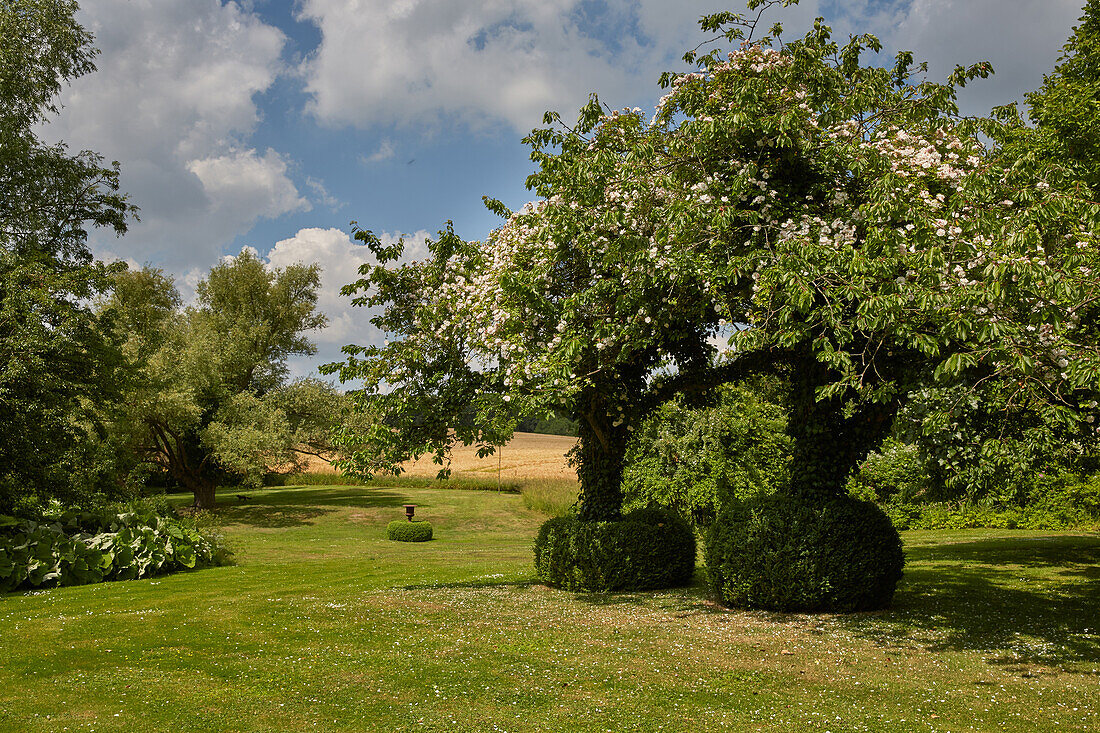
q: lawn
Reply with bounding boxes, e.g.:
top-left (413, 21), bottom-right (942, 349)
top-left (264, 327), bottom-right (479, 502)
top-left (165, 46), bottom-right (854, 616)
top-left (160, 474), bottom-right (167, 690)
top-left (0, 484), bottom-right (1097, 732)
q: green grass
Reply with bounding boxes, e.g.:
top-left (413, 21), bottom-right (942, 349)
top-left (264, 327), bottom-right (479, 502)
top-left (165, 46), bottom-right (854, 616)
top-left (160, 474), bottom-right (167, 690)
top-left (276, 471), bottom-right (580, 516)
top-left (1, 485), bottom-right (1097, 732)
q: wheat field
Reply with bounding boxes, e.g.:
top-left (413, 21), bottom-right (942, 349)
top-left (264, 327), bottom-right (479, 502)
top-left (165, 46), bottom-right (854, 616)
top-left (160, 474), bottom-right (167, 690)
top-left (302, 432), bottom-right (578, 482)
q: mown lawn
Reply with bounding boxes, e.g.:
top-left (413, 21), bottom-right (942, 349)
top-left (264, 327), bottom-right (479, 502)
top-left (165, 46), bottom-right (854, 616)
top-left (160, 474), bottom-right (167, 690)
top-left (0, 484), bottom-right (1097, 732)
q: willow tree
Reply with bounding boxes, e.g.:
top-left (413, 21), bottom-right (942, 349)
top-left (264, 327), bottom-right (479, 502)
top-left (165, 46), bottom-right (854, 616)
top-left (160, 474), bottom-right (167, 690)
top-left (106, 253), bottom-right (330, 508)
top-left (326, 1), bottom-right (1100, 604)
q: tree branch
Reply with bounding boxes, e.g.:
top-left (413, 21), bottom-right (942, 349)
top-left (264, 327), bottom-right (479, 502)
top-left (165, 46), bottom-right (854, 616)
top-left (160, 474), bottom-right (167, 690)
top-left (636, 348), bottom-right (792, 416)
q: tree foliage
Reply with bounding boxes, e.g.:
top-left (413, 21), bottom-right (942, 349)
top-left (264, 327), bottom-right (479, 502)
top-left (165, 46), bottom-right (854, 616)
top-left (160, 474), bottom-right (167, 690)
top-left (104, 254), bottom-right (334, 507)
top-left (327, 1), bottom-right (1100, 528)
top-left (1002, 0), bottom-right (1100, 195)
top-left (622, 382), bottom-right (789, 526)
top-left (0, 0), bottom-right (136, 515)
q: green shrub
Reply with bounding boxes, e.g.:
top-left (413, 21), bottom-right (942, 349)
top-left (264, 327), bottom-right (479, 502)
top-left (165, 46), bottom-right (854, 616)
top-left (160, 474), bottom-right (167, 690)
top-left (622, 384), bottom-right (789, 528)
top-left (705, 494), bottom-right (904, 612)
top-left (387, 520), bottom-right (433, 542)
top-left (847, 438), bottom-right (929, 503)
top-left (0, 509), bottom-right (231, 594)
top-left (533, 507), bottom-right (696, 592)
top-left (881, 497), bottom-right (1100, 531)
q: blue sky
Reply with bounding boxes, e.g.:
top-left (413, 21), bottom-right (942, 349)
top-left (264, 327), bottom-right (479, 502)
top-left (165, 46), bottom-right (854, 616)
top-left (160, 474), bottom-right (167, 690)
top-left (43, 0), bottom-right (1089, 379)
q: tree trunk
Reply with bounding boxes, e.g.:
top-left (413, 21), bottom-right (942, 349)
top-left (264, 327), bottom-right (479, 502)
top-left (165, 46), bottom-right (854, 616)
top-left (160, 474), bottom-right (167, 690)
top-left (191, 481), bottom-right (217, 509)
top-left (785, 360), bottom-right (897, 505)
top-left (786, 400), bottom-right (856, 504)
top-left (175, 470), bottom-right (216, 509)
top-left (575, 392), bottom-right (628, 522)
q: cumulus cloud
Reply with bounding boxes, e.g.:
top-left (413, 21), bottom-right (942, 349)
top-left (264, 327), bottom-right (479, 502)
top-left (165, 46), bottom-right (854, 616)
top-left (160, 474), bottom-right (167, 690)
top-left (265, 227), bottom-right (430, 345)
top-left (297, 0), bottom-right (741, 133)
top-left (188, 148), bottom-right (309, 219)
top-left (862, 0), bottom-right (1084, 117)
top-left (295, 0), bottom-right (1081, 135)
top-left (42, 0), bottom-right (298, 268)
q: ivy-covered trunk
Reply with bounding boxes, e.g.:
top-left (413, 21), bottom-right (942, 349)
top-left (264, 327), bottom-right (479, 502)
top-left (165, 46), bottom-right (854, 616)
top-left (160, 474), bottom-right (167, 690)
top-left (785, 359), bottom-right (897, 504)
top-left (786, 402), bottom-right (860, 503)
top-left (575, 389), bottom-right (628, 522)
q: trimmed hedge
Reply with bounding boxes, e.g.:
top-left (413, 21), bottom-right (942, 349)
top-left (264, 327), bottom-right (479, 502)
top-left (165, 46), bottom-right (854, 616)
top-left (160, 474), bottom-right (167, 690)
top-left (387, 520), bottom-right (433, 542)
top-left (705, 494), bottom-right (904, 612)
top-left (0, 509), bottom-right (229, 593)
top-left (533, 507), bottom-right (696, 591)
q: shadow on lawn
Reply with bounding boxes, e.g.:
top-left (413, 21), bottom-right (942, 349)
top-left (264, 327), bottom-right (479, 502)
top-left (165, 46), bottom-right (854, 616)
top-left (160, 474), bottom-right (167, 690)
top-left (836, 534), bottom-right (1100, 670)
top-left (210, 487), bottom-right (410, 528)
top-left (569, 576), bottom-right (726, 615)
top-left (565, 534), bottom-right (1100, 670)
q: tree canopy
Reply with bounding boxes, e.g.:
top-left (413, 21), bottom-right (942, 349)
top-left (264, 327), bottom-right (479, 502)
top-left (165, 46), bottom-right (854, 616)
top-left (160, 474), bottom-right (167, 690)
top-left (328, 1), bottom-right (1100, 524)
top-left (104, 252), bottom-right (333, 507)
top-left (0, 0), bottom-right (136, 515)
top-left (1010, 0), bottom-right (1100, 194)
top-left (326, 1), bottom-right (1100, 522)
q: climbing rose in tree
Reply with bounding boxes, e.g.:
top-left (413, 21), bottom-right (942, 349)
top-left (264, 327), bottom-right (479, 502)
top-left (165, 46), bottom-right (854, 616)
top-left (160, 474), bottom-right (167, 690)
top-left (326, 1), bottom-right (1100, 572)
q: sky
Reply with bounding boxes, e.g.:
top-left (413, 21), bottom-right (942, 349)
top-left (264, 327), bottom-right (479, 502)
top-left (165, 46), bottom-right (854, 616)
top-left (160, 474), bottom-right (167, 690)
top-left (41, 0), bottom-right (1089, 381)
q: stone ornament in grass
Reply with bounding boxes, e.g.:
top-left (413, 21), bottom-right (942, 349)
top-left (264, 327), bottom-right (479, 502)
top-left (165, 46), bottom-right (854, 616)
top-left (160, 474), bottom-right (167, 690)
top-left (387, 520), bottom-right (433, 542)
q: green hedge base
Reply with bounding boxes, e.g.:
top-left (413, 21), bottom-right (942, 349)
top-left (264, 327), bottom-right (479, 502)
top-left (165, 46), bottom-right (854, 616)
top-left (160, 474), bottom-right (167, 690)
top-left (533, 508), bottom-right (696, 592)
top-left (387, 520), bottom-right (433, 542)
top-left (705, 493), bottom-right (904, 612)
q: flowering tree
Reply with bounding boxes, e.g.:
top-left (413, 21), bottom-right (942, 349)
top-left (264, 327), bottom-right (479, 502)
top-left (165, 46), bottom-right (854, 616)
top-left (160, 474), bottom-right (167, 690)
top-left (328, 2), bottom-right (1100, 542)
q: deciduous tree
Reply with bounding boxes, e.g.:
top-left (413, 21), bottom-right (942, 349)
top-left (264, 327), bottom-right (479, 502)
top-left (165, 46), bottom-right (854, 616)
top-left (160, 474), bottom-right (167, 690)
top-left (327, 1), bottom-right (1100, 598)
top-left (106, 254), bottom-right (331, 507)
top-left (0, 0), bottom-right (136, 514)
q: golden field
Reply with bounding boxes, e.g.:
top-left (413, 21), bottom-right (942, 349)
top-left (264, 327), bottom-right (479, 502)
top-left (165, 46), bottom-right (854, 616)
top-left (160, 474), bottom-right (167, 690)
top-left (301, 431), bottom-right (578, 483)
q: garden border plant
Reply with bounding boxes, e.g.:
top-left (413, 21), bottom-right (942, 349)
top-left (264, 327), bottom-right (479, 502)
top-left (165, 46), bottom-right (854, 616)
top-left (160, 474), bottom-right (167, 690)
top-left (0, 507), bottom-right (230, 593)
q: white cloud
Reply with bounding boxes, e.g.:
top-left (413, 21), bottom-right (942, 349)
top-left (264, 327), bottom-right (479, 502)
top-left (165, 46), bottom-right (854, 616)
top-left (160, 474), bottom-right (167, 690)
top-left (188, 148), bottom-right (309, 219)
top-left (305, 176), bottom-right (343, 210)
top-left (265, 227), bottom-right (430, 345)
top-left (362, 139), bottom-right (397, 164)
top-left (866, 0), bottom-right (1084, 117)
top-left (297, 0), bottom-right (1083, 134)
top-left (297, 0), bottom-right (737, 133)
top-left (42, 0), bottom-right (297, 268)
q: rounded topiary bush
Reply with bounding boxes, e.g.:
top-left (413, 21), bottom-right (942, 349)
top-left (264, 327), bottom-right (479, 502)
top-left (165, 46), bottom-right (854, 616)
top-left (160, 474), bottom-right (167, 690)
top-left (704, 493), bottom-right (904, 612)
top-left (387, 520), bottom-right (433, 542)
top-left (533, 507), bottom-right (696, 591)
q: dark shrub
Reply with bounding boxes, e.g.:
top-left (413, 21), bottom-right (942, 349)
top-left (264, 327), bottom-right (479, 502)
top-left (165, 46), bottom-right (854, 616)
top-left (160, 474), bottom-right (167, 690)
top-left (533, 507), bottom-right (696, 591)
top-left (705, 493), bottom-right (904, 612)
top-left (387, 520), bottom-right (433, 542)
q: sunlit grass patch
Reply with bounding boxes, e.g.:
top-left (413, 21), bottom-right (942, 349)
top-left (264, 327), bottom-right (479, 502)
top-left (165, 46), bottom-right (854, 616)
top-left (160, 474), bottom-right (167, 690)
top-left (0, 486), bottom-right (1096, 732)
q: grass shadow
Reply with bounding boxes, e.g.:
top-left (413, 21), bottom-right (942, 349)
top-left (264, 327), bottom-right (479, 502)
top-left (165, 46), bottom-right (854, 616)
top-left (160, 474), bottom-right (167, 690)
top-left (837, 534), bottom-right (1100, 670)
top-left (558, 534), bottom-right (1100, 667)
top-left (563, 574), bottom-right (729, 616)
top-left (208, 504), bottom-right (334, 529)
top-left (184, 487), bottom-right (412, 529)
top-left (250, 486), bottom-right (411, 509)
